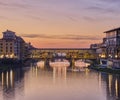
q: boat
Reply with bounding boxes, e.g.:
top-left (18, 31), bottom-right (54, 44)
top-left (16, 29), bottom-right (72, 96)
top-left (49, 61), bottom-right (70, 67)
top-left (75, 60), bottom-right (90, 68)
top-left (72, 68), bottom-right (80, 72)
top-left (37, 61), bottom-right (45, 69)
top-left (67, 68), bottom-right (80, 72)
top-left (100, 59), bottom-right (120, 69)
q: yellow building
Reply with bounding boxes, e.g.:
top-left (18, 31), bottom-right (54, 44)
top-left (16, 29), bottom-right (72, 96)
top-left (0, 39), bottom-right (15, 58)
top-left (0, 30), bottom-right (29, 60)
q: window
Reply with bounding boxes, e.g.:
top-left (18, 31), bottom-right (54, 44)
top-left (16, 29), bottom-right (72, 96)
top-left (106, 31), bottom-right (116, 38)
top-left (0, 43), bottom-right (3, 46)
top-left (10, 50), bottom-right (12, 53)
top-left (6, 46), bottom-right (8, 52)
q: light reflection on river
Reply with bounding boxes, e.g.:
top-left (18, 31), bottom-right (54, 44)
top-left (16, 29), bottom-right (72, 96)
top-left (0, 62), bottom-right (120, 100)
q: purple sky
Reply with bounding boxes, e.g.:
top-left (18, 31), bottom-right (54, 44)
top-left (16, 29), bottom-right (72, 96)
top-left (0, 0), bottom-right (120, 48)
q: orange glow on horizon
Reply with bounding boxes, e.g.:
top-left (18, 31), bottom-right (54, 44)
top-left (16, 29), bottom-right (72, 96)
top-left (0, 0), bottom-right (119, 48)
top-left (24, 37), bottom-right (102, 48)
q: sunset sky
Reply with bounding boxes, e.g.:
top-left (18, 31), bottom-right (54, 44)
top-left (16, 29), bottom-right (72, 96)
top-left (0, 0), bottom-right (120, 48)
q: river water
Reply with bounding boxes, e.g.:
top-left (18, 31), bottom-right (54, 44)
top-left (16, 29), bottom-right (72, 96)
top-left (0, 61), bottom-right (120, 100)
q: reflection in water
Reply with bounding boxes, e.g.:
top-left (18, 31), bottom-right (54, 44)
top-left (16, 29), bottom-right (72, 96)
top-left (10, 70), bottom-right (14, 88)
top-left (0, 61), bottom-right (120, 100)
top-left (108, 75), bottom-right (112, 96)
top-left (2, 72), bottom-right (4, 87)
top-left (1, 71), bottom-right (13, 89)
top-left (115, 79), bottom-right (118, 98)
top-left (100, 73), bottom-right (120, 100)
top-left (49, 60), bottom-right (69, 84)
top-left (53, 66), bottom-right (67, 84)
top-left (0, 68), bottom-right (26, 100)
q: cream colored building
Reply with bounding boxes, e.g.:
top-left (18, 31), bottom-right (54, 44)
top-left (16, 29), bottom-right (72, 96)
top-left (0, 39), bottom-right (15, 58)
top-left (0, 30), bottom-right (27, 60)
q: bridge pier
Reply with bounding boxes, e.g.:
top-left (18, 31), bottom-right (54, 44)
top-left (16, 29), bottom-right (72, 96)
top-left (69, 58), bottom-right (75, 69)
top-left (44, 58), bottom-right (50, 68)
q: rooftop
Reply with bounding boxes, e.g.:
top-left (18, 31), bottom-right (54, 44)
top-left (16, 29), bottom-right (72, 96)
top-left (3, 29), bottom-right (15, 34)
top-left (104, 27), bottom-right (120, 33)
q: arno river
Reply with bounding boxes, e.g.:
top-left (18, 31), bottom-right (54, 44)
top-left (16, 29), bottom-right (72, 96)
top-left (0, 60), bottom-right (120, 100)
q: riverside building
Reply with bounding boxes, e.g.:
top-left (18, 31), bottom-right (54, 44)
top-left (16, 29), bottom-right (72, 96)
top-left (0, 30), bottom-right (30, 60)
top-left (104, 27), bottom-right (120, 59)
top-left (98, 27), bottom-right (120, 68)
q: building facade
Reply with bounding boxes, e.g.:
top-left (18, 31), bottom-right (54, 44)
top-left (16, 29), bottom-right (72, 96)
top-left (0, 30), bottom-right (31, 60)
top-left (98, 27), bottom-right (120, 68)
top-left (104, 27), bottom-right (120, 59)
top-left (0, 39), bottom-right (14, 58)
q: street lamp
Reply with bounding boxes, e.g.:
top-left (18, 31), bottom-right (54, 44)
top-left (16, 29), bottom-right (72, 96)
top-left (115, 54), bottom-right (118, 58)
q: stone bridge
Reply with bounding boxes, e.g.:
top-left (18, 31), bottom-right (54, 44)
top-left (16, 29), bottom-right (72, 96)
top-left (30, 48), bottom-right (97, 60)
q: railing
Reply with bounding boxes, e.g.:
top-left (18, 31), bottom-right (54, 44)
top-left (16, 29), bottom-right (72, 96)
top-left (30, 54), bottom-right (97, 59)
